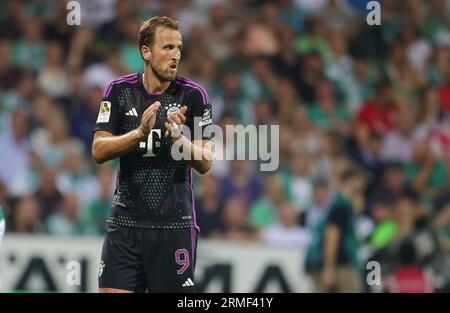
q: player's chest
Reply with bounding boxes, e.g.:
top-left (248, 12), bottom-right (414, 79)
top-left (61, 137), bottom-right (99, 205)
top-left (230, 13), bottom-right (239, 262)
top-left (120, 93), bottom-right (189, 130)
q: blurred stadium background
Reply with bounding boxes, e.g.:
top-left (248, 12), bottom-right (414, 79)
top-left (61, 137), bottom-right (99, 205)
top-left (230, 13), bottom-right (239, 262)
top-left (0, 0), bottom-right (450, 293)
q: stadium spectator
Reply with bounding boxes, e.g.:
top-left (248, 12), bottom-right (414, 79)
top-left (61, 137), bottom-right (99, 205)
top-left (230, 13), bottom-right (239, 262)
top-left (432, 201), bottom-right (450, 252)
top-left (355, 79), bottom-right (398, 136)
top-left (34, 167), bottom-right (62, 221)
top-left (81, 165), bottom-right (114, 235)
top-left (283, 151), bottom-right (314, 213)
top-left (37, 41), bottom-right (69, 98)
top-left (249, 175), bottom-right (285, 230)
top-left (305, 168), bottom-right (365, 293)
top-left (261, 201), bottom-right (311, 247)
top-left (219, 159), bottom-right (263, 207)
top-left (196, 175), bottom-right (224, 238)
top-left (0, 38), bottom-right (24, 91)
top-left (46, 192), bottom-right (83, 236)
top-left (405, 142), bottom-right (449, 199)
top-left (380, 104), bottom-right (423, 162)
top-left (10, 196), bottom-right (42, 234)
top-left (385, 241), bottom-right (435, 293)
top-left (0, 109), bottom-right (33, 197)
top-left (216, 197), bottom-right (259, 241)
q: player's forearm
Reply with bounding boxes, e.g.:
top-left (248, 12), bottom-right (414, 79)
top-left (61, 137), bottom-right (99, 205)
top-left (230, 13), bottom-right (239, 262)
top-left (189, 156), bottom-right (212, 175)
top-left (92, 129), bottom-right (145, 164)
top-left (176, 136), bottom-right (213, 174)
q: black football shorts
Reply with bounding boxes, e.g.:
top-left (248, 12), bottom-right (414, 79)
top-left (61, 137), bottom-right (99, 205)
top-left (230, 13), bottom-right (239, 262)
top-left (98, 222), bottom-right (198, 292)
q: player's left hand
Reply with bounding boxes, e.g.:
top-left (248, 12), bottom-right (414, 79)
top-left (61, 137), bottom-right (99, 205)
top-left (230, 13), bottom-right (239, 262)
top-left (165, 105), bottom-right (187, 144)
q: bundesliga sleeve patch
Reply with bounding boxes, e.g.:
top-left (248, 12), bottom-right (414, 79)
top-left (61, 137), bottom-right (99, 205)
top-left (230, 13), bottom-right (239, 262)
top-left (199, 108), bottom-right (212, 126)
top-left (96, 101), bottom-right (112, 123)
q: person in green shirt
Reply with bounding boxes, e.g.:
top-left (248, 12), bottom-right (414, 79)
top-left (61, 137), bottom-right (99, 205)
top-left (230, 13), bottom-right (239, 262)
top-left (404, 142), bottom-right (449, 201)
top-left (248, 175), bottom-right (285, 230)
top-left (432, 201), bottom-right (450, 252)
top-left (306, 168), bottom-right (364, 292)
top-left (307, 80), bottom-right (351, 137)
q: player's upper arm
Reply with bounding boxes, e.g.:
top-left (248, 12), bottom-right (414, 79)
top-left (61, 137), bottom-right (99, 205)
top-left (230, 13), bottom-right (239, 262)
top-left (92, 130), bottom-right (114, 163)
top-left (186, 87), bottom-right (213, 141)
top-left (93, 81), bottom-right (121, 136)
top-left (92, 81), bottom-right (121, 163)
top-left (93, 130), bottom-right (114, 140)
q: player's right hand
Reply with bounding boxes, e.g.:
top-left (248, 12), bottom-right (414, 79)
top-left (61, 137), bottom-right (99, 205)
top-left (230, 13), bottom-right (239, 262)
top-left (138, 101), bottom-right (161, 137)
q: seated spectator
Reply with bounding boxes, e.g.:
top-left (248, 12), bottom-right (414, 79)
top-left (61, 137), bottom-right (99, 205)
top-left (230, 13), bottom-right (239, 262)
top-left (262, 202), bottom-right (311, 247)
top-left (70, 86), bottom-right (104, 155)
top-left (370, 189), bottom-right (424, 249)
top-left (432, 199), bottom-right (450, 252)
top-left (37, 41), bottom-right (69, 98)
top-left (349, 126), bottom-right (384, 182)
top-left (34, 167), bottom-right (63, 221)
top-left (219, 159), bottom-right (263, 207)
top-left (289, 106), bottom-right (322, 156)
top-left (0, 38), bottom-right (24, 91)
top-left (31, 109), bottom-right (80, 169)
top-left (10, 196), bottom-right (42, 234)
top-left (195, 175), bottom-right (224, 238)
top-left (214, 197), bottom-right (259, 241)
top-left (385, 241), bottom-right (435, 293)
top-left (282, 151), bottom-right (314, 213)
top-left (80, 165), bottom-right (115, 235)
top-left (0, 109), bottom-right (34, 197)
top-left (56, 141), bottom-right (97, 208)
top-left (381, 104), bottom-right (423, 162)
top-left (308, 79), bottom-right (351, 136)
top-left (46, 192), bottom-right (83, 236)
top-left (404, 142), bottom-right (449, 200)
top-left (305, 178), bottom-right (331, 231)
top-left (249, 174), bottom-right (285, 230)
top-left (355, 79), bottom-right (398, 136)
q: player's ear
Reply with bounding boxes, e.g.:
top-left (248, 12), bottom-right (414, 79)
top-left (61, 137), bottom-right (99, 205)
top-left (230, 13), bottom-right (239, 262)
top-left (141, 45), bottom-right (151, 62)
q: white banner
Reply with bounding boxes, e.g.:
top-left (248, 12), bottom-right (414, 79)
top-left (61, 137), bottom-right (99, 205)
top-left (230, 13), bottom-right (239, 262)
top-left (0, 235), bottom-right (312, 293)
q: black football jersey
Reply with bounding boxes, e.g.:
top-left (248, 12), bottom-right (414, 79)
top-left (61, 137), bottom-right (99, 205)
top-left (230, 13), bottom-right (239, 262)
top-left (94, 73), bottom-right (213, 230)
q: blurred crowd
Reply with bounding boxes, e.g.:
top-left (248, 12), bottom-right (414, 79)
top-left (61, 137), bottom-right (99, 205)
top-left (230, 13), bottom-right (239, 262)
top-left (1, 0), bottom-right (450, 292)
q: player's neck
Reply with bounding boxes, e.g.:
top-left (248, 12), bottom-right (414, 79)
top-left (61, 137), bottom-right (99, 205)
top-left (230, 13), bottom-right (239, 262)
top-left (142, 70), bottom-right (171, 94)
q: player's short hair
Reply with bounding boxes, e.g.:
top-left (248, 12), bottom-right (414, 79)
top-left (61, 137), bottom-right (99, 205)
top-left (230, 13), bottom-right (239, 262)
top-left (138, 16), bottom-right (180, 54)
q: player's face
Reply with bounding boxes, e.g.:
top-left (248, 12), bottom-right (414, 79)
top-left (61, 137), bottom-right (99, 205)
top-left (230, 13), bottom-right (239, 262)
top-left (149, 27), bottom-right (182, 81)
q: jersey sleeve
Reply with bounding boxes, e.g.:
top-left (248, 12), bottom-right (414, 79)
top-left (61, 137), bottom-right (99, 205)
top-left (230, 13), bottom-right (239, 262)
top-left (94, 83), bottom-right (121, 135)
top-left (186, 87), bottom-right (213, 140)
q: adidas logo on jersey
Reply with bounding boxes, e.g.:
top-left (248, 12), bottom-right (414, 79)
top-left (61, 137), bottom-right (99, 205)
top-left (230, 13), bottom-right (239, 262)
top-left (125, 108), bottom-right (138, 116)
top-left (182, 278), bottom-right (195, 287)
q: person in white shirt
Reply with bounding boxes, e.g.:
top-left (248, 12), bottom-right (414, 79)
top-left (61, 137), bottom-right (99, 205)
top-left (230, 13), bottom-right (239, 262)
top-left (262, 202), bottom-right (311, 247)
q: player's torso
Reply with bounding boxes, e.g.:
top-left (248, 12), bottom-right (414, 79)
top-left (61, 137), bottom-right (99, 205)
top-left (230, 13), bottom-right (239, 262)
top-left (110, 73), bottom-right (195, 228)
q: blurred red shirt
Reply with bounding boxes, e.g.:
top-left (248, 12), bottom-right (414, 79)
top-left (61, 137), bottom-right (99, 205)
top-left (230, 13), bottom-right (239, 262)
top-left (386, 266), bottom-right (434, 293)
top-left (438, 84), bottom-right (450, 111)
top-left (356, 101), bottom-right (398, 135)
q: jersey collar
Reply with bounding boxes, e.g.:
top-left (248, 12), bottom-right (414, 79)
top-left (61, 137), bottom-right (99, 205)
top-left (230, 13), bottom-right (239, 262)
top-left (138, 72), bottom-right (176, 99)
